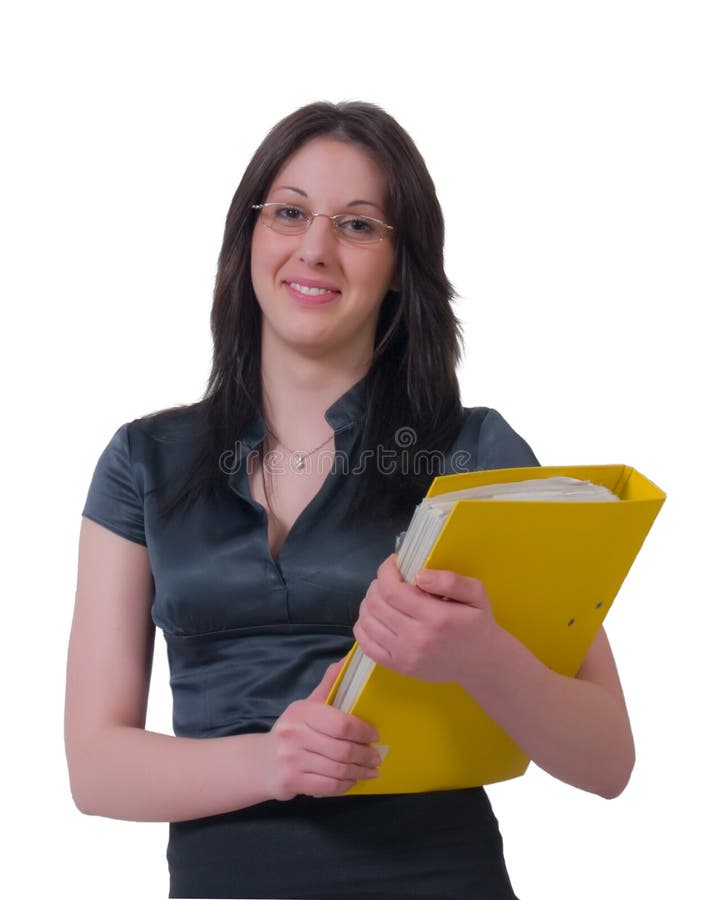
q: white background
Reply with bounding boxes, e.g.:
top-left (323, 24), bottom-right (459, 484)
top-left (2, 1), bottom-right (699, 897)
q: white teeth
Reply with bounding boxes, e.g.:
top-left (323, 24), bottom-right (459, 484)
top-left (289, 282), bottom-right (336, 296)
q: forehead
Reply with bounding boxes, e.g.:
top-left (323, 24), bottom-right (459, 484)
top-left (269, 137), bottom-right (388, 203)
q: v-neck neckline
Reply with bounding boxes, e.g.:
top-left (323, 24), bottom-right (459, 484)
top-left (226, 378), bottom-right (367, 566)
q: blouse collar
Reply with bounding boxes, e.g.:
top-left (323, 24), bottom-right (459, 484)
top-left (237, 376), bottom-right (367, 454)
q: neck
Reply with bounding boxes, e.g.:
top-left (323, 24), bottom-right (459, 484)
top-left (260, 337), bottom-right (370, 444)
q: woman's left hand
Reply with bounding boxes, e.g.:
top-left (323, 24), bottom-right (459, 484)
top-left (353, 555), bottom-right (498, 684)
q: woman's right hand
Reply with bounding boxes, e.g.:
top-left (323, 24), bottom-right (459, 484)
top-left (265, 660), bottom-right (383, 800)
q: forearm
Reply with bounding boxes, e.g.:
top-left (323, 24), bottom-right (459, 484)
top-left (462, 627), bottom-right (635, 798)
top-left (68, 726), bottom-right (274, 822)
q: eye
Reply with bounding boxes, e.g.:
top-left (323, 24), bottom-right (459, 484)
top-left (273, 204), bottom-right (308, 222)
top-left (337, 215), bottom-right (380, 237)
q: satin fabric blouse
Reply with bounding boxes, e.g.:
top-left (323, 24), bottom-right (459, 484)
top-left (81, 380), bottom-right (538, 899)
top-left (82, 381), bottom-right (538, 744)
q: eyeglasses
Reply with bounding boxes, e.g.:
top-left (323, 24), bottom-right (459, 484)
top-left (251, 202), bottom-right (394, 245)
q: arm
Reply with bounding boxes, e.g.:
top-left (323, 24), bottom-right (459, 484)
top-left (353, 557), bottom-right (634, 799)
top-left (453, 618), bottom-right (634, 798)
top-left (65, 519), bottom-right (381, 823)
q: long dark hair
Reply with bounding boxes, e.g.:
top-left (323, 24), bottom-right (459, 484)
top-left (150, 100), bottom-right (463, 522)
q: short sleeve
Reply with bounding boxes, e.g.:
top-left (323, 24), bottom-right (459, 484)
top-left (82, 423), bottom-right (147, 546)
top-left (477, 409), bottom-right (539, 470)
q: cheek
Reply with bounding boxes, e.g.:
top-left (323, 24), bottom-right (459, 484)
top-left (360, 250), bottom-right (397, 296)
top-left (250, 229), bottom-right (280, 295)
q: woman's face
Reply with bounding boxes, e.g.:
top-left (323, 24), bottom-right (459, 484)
top-left (251, 137), bottom-right (398, 365)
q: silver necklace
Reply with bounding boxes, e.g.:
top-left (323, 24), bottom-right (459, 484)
top-left (266, 426), bottom-right (335, 472)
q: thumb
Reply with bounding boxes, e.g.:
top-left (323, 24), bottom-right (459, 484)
top-left (307, 658), bottom-right (346, 703)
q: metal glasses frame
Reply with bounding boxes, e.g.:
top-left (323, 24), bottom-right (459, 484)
top-left (251, 202), bottom-right (394, 244)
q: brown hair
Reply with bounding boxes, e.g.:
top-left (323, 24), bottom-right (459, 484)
top-left (153, 100), bottom-right (463, 522)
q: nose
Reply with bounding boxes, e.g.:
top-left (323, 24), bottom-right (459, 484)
top-left (297, 214), bottom-right (336, 267)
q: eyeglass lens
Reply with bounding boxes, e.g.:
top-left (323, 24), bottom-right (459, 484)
top-left (258, 204), bottom-right (388, 244)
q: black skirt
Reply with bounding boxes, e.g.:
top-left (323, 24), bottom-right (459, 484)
top-left (168, 788), bottom-right (519, 899)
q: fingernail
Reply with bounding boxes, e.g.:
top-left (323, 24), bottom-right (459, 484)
top-left (415, 569), bottom-right (434, 586)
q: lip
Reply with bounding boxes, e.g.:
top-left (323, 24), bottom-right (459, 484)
top-left (283, 277), bottom-right (341, 291)
top-left (283, 278), bottom-right (341, 307)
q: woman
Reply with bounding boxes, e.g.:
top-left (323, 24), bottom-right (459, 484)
top-left (66, 101), bottom-right (634, 899)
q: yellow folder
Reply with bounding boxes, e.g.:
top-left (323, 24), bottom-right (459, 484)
top-left (326, 465), bottom-right (665, 794)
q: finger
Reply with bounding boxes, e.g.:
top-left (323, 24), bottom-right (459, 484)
top-left (375, 576), bottom-right (445, 621)
top-left (303, 730), bottom-right (384, 770)
top-left (369, 570), bottom-right (428, 623)
top-left (302, 750), bottom-right (381, 786)
top-left (376, 556), bottom-right (448, 623)
top-left (361, 582), bottom-right (405, 636)
top-left (307, 658), bottom-right (347, 703)
top-left (305, 776), bottom-right (359, 798)
top-left (414, 568), bottom-right (487, 607)
top-left (355, 606), bottom-right (400, 654)
top-left (354, 620), bottom-right (394, 668)
top-left (377, 553), bottom-right (403, 586)
top-left (304, 702), bottom-right (380, 745)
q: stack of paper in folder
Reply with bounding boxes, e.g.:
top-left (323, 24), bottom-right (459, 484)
top-left (326, 465), bottom-right (665, 794)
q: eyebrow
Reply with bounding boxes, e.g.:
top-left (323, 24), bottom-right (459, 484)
top-left (271, 185), bottom-right (385, 213)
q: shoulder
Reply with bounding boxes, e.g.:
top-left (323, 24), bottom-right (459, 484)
top-left (82, 402), bottom-right (209, 546)
top-left (128, 401), bottom-right (208, 446)
top-left (97, 402), bottom-right (208, 497)
top-left (447, 407), bottom-right (539, 472)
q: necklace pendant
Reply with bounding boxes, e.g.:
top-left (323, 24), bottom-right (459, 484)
top-left (293, 453), bottom-right (306, 471)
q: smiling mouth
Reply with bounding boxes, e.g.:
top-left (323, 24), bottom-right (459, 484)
top-left (287, 281), bottom-right (340, 297)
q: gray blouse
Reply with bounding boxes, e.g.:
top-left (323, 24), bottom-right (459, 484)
top-left (82, 379), bottom-right (539, 744)
top-left (82, 378), bottom-right (539, 898)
